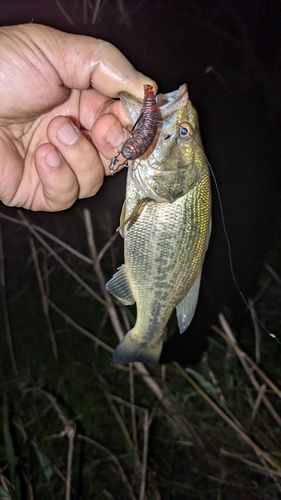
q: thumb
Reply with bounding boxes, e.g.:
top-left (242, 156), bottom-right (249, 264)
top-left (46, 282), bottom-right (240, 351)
top-left (19, 24), bottom-right (157, 98)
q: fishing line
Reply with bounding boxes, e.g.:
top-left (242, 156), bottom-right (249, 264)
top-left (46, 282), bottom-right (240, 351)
top-left (191, 135), bottom-right (280, 343)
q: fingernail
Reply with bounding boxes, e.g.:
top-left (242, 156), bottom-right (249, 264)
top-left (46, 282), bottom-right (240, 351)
top-left (45, 149), bottom-right (61, 168)
top-left (106, 123), bottom-right (125, 148)
top-left (57, 122), bottom-right (79, 146)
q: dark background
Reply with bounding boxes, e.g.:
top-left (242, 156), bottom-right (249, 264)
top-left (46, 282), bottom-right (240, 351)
top-left (1, 0), bottom-right (281, 363)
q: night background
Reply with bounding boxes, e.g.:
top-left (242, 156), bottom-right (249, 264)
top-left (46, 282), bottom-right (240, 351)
top-left (0, 1), bottom-right (281, 498)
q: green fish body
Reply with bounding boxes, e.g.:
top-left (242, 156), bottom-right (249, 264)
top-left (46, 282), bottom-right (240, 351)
top-left (106, 84), bottom-right (211, 365)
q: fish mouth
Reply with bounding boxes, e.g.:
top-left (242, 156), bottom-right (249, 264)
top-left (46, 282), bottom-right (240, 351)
top-left (156, 84), bottom-right (188, 120)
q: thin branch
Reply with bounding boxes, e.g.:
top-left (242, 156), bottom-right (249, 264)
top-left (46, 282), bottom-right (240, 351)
top-left (0, 473), bottom-right (14, 497)
top-left (220, 448), bottom-right (281, 482)
top-left (249, 298), bottom-right (261, 364)
top-left (215, 316), bottom-right (281, 426)
top-left (54, 0), bottom-right (74, 24)
top-left (31, 389), bottom-right (75, 500)
top-left (17, 211), bottom-right (106, 306)
top-left (0, 211), bottom-right (93, 264)
top-left (83, 208), bottom-right (124, 341)
top-left (94, 369), bottom-right (138, 457)
top-left (129, 365), bottom-right (138, 455)
top-left (176, 364), bottom-right (281, 475)
top-left (212, 320), bottom-right (281, 399)
top-left (97, 232), bottom-right (119, 262)
top-left (265, 263), bottom-right (281, 287)
top-left (259, 456), bottom-right (281, 493)
top-left (91, 0), bottom-right (102, 23)
top-left (0, 223), bottom-right (18, 375)
top-left (65, 425), bottom-right (75, 500)
top-left (29, 238), bottom-right (58, 359)
top-left (132, 362), bottom-right (203, 447)
top-left (139, 409), bottom-right (150, 500)
top-left (21, 470), bottom-right (34, 500)
top-left (48, 299), bottom-right (113, 353)
top-left (248, 384), bottom-right (267, 430)
top-left (78, 435), bottom-right (136, 500)
top-left (109, 394), bottom-right (146, 413)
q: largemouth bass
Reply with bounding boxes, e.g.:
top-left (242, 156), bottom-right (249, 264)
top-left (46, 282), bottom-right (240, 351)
top-left (106, 84), bottom-right (211, 365)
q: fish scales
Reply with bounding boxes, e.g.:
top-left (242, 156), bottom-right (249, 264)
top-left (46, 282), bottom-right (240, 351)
top-left (106, 84), bottom-right (211, 365)
top-left (125, 171), bottom-right (210, 344)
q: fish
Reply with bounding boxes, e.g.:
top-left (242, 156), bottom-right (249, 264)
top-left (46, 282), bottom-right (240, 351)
top-left (106, 84), bottom-right (211, 365)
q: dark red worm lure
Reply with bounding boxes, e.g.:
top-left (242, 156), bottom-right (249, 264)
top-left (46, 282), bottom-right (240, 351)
top-left (109, 84), bottom-right (158, 174)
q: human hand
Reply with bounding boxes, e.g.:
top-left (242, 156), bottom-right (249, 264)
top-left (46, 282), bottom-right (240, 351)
top-left (0, 23), bottom-right (157, 211)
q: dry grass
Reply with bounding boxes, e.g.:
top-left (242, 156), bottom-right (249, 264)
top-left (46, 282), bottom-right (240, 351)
top-left (54, 0), bottom-right (134, 26)
top-left (0, 209), bottom-right (280, 499)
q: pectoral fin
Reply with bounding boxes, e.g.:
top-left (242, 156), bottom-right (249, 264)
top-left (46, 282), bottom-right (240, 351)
top-left (118, 201), bottom-right (126, 237)
top-left (176, 273), bottom-right (202, 334)
top-left (113, 330), bottom-right (163, 366)
top-left (117, 197), bottom-right (151, 232)
top-left (106, 264), bottom-right (135, 305)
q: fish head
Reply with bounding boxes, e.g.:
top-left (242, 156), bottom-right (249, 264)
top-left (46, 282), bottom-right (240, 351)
top-left (119, 84), bottom-right (208, 202)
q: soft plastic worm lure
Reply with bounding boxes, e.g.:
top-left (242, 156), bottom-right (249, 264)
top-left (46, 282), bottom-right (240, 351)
top-left (109, 84), bottom-right (158, 173)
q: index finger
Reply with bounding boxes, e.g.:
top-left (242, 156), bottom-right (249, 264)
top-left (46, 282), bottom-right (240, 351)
top-left (19, 24), bottom-right (158, 98)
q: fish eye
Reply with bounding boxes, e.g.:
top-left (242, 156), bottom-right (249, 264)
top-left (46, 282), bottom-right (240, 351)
top-left (179, 122), bottom-right (194, 140)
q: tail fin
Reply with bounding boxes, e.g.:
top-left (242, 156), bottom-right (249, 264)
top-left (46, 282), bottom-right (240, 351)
top-left (113, 330), bottom-right (162, 366)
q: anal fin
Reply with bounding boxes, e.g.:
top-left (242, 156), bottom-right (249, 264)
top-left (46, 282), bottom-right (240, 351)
top-left (117, 197), bottom-right (151, 232)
